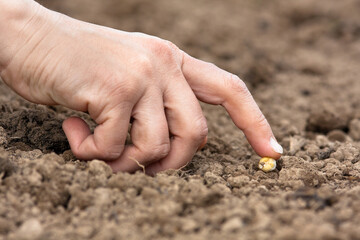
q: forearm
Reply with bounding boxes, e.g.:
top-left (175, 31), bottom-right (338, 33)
top-left (0, 0), bottom-right (41, 72)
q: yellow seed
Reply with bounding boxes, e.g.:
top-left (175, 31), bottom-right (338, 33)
top-left (258, 157), bottom-right (276, 172)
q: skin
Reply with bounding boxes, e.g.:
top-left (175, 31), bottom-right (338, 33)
top-left (0, 0), bottom-right (281, 175)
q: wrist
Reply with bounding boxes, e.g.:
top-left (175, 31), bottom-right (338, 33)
top-left (0, 0), bottom-right (42, 72)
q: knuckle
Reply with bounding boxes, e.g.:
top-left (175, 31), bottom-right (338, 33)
top-left (253, 112), bottom-right (269, 129)
top-left (93, 133), bottom-right (125, 160)
top-left (148, 38), bottom-right (178, 62)
top-left (136, 54), bottom-right (154, 77)
top-left (225, 74), bottom-right (251, 97)
top-left (189, 117), bottom-right (208, 143)
top-left (153, 141), bottom-right (171, 159)
top-left (99, 144), bottom-right (125, 160)
top-left (75, 141), bottom-right (125, 161)
top-left (164, 40), bottom-right (180, 53)
top-left (140, 141), bottom-right (171, 162)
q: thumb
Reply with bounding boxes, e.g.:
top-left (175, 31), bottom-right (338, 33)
top-left (181, 53), bottom-right (283, 159)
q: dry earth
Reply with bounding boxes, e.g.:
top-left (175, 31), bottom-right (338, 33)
top-left (1, 0), bottom-right (360, 239)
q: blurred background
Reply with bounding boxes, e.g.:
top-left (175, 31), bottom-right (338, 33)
top-left (37, 0), bottom-right (360, 141)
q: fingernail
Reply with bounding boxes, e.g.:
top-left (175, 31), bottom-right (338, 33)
top-left (270, 137), bottom-right (283, 154)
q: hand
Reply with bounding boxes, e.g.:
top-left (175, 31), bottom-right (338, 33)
top-left (0, 1), bottom-right (282, 174)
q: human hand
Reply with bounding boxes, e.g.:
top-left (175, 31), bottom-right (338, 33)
top-left (0, 1), bottom-right (282, 174)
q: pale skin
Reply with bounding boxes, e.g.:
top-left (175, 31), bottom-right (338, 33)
top-left (0, 0), bottom-right (282, 175)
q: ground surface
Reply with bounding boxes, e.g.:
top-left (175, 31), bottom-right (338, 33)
top-left (1, 0), bottom-right (360, 239)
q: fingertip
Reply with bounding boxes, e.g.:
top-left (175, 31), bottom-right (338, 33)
top-left (269, 136), bottom-right (283, 157)
top-left (245, 132), bottom-right (283, 160)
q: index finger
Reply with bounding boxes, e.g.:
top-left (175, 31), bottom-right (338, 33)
top-left (181, 53), bottom-right (283, 159)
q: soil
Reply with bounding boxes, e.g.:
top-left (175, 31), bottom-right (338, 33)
top-left (1, 0), bottom-right (360, 239)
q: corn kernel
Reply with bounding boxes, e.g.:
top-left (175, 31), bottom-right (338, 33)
top-left (258, 157), bottom-right (276, 172)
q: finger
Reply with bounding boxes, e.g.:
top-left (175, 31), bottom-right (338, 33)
top-left (181, 53), bottom-right (283, 159)
top-left (197, 136), bottom-right (208, 151)
top-left (107, 91), bottom-right (170, 172)
top-left (62, 104), bottom-right (132, 160)
top-left (145, 79), bottom-right (208, 175)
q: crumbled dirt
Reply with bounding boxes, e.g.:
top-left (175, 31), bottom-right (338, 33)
top-left (1, 0), bottom-right (360, 239)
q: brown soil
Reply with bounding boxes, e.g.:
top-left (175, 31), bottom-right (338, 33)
top-left (1, 0), bottom-right (360, 239)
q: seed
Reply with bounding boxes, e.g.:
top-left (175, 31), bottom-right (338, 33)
top-left (258, 157), bottom-right (276, 172)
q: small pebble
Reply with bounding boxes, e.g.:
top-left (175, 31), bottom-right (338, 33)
top-left (16, 219), bottom-right (43, 239)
